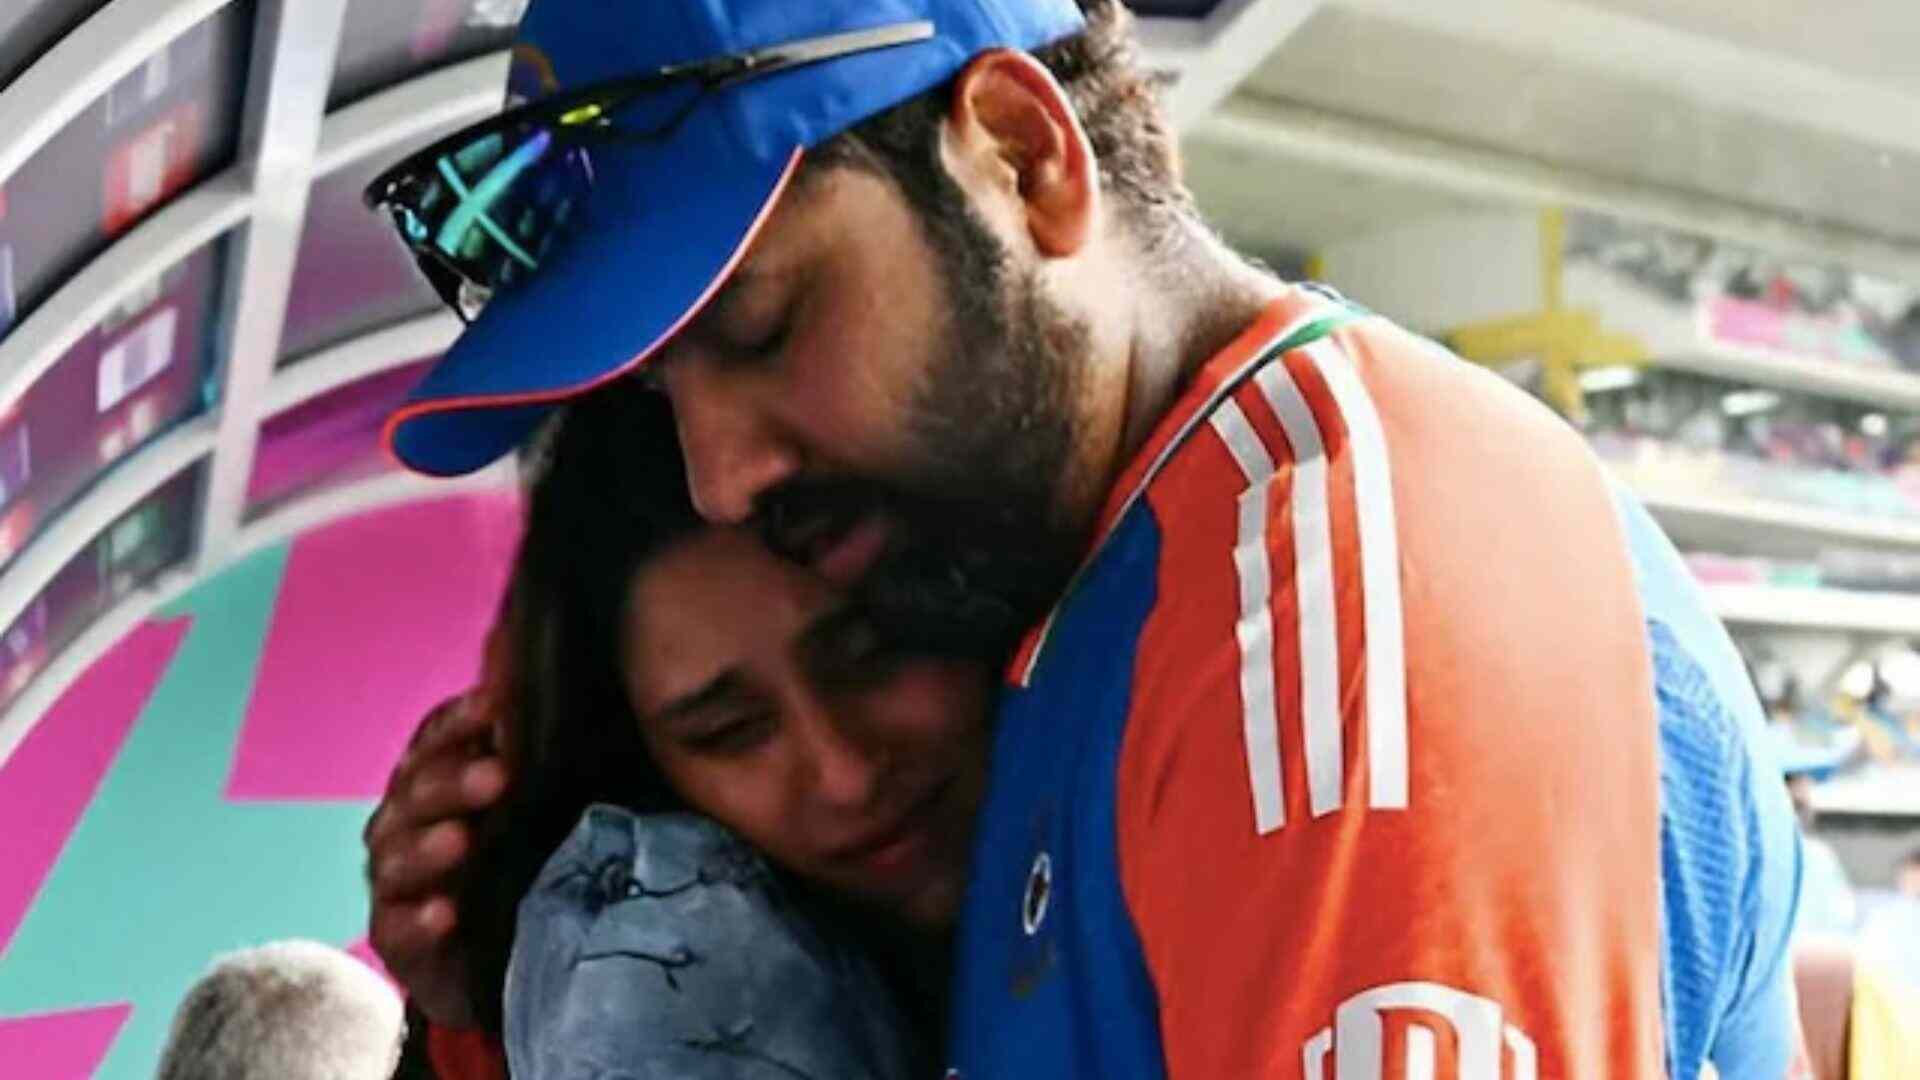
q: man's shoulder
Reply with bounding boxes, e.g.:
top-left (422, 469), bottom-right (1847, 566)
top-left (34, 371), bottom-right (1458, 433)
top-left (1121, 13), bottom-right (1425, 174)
top-left (1133, 289), bottom-right (1579, 532)
top-left (1019, 288), bottom-right (1619, 690)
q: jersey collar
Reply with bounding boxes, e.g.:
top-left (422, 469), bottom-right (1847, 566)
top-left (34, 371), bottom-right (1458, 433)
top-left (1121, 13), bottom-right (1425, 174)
top-left (1006, 287), bottom-right (1360, 687)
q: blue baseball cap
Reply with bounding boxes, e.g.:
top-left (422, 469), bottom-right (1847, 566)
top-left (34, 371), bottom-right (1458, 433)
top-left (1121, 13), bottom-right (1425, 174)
top-left (382, 0), bottom-right (1086, 477)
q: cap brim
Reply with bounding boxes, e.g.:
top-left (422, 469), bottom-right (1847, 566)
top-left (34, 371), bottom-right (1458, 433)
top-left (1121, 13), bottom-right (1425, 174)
top-left (384, 144), bottom-right (804, 477)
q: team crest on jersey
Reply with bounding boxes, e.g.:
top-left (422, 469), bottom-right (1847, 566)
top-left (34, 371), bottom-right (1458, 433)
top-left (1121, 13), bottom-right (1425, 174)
top-left (1303, 982), bottom-right (1536, 1080)
top-left (1007, 811), bottom-right (1058, 998)
top-left (1021, 852), bottom-right (1052, 936)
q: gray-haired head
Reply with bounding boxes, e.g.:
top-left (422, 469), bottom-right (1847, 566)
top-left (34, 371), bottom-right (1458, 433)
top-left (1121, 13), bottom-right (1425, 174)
top-left (156, 940), bottom-right (404, 1080)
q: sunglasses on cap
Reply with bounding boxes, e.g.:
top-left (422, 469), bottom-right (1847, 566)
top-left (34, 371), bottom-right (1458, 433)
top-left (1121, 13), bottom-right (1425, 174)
top-left (362, 20), bottom-right (935, 324)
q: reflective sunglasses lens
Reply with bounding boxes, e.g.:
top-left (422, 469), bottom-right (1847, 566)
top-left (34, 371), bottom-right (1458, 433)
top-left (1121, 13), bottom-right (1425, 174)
top-left (380, 122), bottom-right (593, 320)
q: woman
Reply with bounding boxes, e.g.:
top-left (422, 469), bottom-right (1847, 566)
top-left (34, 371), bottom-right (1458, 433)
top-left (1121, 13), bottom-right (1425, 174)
top-left (442, 382), bottom-right (994, 1077)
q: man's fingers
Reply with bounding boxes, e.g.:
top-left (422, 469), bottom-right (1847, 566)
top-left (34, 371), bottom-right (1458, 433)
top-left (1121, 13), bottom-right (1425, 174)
top-left (408, 756), bottom-right (508, 819)
top-left (370, 820), bottom-right (474, 901)
top-left (368, 689), bottom-right (511, 844)
top-left (370, 755), bottom-right (508, 847)
top-left (412, 692), bottom-right (496, 758)
top-left (370, 894), bottom-right (460, 970)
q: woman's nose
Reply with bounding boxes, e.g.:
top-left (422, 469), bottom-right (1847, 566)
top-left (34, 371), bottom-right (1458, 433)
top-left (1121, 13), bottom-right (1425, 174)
top-left (795, 703), bottom-right (887, 811)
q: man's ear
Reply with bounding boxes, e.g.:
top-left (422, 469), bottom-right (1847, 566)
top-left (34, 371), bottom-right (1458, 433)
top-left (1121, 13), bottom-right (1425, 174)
top-left (943, 48), bottom-right (1099, 258)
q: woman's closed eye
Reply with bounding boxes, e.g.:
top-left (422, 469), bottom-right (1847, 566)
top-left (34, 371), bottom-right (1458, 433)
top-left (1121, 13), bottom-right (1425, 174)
top-left (679, 708), bottom-right (775, 755)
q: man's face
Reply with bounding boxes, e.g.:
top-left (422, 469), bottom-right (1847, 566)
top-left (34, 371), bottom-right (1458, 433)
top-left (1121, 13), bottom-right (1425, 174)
top-left (648, 163), bottom-right (1092, 657)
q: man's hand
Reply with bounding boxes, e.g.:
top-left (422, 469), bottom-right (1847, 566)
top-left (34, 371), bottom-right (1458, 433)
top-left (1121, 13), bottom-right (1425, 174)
top-left (365, 690), bottom-right (511, 1028)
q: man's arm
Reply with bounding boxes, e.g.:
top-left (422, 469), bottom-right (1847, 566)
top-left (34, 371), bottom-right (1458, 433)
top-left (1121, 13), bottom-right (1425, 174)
top-left (1112, 329), bottom-right (1670, 1077)
top-left (1608, 490), bottom-right (1811, 1079)
top-left (364, 623), bottom-right (514, 1028)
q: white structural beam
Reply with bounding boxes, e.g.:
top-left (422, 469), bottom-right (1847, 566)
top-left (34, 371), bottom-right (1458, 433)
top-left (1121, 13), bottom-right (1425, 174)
top-left (1137, 0), bottom-right (1323, 130)
top-left (0, 414), bottom-right (216, 641)
top-left (1340, 0), bottom-right (1920, 163)
top-left (1638, 488), bottom-right (1920, 562)
top-left (1808, 764), bottom-right (1920, 819)
top-left (241, 460), bottom-right (517, 556)
top-left (266, 312), bottom-right (462, 420)
top-left (0, 0), bottom-right (238, 186)
top-left (0, 175), bottom-right (252, 412)
top-left (194, 0), bottom-right (350, 572)
top-left (1708, 584), bottom-right (1920, 640)
top-left (315, 49), bottom-right (509, 178)
top-left (1192, 95), bottom-right (1920, 287)
top-left (0, 461), bottom-right (517, 768)
top-left (0, 568), bottom-right (196, 768)
top-left (1654, 345), bottom-right (1920, 417)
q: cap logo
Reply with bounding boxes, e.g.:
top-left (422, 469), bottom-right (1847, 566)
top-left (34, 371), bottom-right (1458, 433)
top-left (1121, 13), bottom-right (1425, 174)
top-left (507, 42), bottom-right (561, 107)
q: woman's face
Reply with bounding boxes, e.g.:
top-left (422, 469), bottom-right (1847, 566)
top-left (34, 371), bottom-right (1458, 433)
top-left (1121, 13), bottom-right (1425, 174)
top-left (621, 526), bottom-right (992, 930)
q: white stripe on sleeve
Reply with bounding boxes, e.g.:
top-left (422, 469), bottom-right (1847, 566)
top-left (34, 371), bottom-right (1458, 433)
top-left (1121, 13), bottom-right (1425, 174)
top-left (1209, 399), bottom-right (1286, 835)
top-left (1304, 339), bottom-right (1408, 811)
top-left (1252, 362), bottom-right (1344, 820)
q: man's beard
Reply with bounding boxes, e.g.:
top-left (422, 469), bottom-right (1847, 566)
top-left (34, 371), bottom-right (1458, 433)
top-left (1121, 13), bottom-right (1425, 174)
top-left (763, 201), bottom-right (1091, 662)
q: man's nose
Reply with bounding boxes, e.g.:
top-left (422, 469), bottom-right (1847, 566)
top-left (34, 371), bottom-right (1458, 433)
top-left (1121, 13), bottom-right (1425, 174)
top-left (667, 367), bottom-right (802, 525)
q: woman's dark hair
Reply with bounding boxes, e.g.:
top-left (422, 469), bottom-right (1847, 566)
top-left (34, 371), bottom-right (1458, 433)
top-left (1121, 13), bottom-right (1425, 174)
top-left (454, 380), bottom-right (704, 1032)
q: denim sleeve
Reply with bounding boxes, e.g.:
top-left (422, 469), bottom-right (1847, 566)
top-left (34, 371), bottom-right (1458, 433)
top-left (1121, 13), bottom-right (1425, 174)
top-left (505, 807), bottom-right (922, 1080)
top-left (1612, 485), bottom-right (1804, 1079)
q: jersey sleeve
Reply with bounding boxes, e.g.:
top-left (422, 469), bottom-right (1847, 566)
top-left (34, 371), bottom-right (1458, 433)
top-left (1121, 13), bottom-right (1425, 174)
top-left (1114, 328), bottom-right (1670, 1079)
top-left (1612, 490), bottom-right (1810, 1080)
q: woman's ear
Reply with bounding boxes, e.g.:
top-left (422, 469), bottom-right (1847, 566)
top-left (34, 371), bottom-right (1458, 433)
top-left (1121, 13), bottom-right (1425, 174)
top-left (943, 48), bottom-right (1100, 258)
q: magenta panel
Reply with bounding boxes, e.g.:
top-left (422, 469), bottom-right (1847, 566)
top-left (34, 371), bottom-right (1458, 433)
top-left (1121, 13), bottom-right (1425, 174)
top-left (246, 359), bottom-right (435, 515)
top-left (226, 490), bottom-right (520, 801)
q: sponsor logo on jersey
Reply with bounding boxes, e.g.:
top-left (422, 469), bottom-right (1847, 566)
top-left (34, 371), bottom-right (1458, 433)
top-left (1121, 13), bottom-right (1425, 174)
top-left (1303, 982), bottom-right (1535, 1080)
top-left (1007, 810), bottom-right (1059, 998)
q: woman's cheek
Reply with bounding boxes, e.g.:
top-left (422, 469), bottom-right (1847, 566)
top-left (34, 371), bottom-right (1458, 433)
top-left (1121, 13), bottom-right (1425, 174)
top-left (654, 750), bottom-right (793, 853)
top-left (869, 661), bottom-right (993, 743)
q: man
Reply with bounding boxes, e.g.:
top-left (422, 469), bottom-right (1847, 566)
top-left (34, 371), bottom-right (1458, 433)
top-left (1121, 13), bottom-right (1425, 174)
top-left (362, 1), bottom-right (1806, 1075)
top-left (156, 941), bottom-right (404, 1080)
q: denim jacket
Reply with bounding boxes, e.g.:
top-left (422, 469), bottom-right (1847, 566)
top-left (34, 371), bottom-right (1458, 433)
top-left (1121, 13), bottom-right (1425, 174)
top-left (505, 806), bottom-right (920, 1080)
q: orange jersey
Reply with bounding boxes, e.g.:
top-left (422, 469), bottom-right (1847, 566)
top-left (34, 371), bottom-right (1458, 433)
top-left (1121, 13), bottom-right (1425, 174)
top-left (946, 287), bottom-right (1805, 1078)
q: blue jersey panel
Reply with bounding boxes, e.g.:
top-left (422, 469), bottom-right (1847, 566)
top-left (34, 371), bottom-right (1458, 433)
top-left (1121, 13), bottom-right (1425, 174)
top-left (946, 508), bottom-right (1166, 1080)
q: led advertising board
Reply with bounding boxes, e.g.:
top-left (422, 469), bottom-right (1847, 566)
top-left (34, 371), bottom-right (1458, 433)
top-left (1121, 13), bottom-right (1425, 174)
top-left (0, 6), bottom-right (248, 339)
top-left (0, 243), bottom-right (220, 572)
top-left (0, 466), bottom-right (197, 710)
top-left (331, 0), bottom-right (525, 109)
